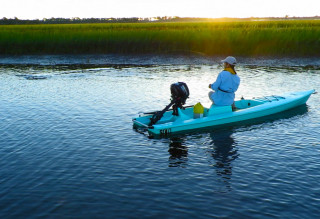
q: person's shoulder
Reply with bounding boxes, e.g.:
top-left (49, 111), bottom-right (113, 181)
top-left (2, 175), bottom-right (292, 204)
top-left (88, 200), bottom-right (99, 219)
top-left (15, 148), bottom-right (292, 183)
top-left (220, 70), bottom-right (234, 76)
top-left (220, 70), bottom-right (229, 75)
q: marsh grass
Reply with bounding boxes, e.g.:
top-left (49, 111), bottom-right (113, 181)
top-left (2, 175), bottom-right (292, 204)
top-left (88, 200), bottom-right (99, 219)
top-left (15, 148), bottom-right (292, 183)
top-left (0, 20), bottom-right (319, 56)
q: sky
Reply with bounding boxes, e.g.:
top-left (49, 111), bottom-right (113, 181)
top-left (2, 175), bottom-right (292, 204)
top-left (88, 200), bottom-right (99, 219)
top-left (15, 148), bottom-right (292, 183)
top-left (2, 0), bottom-right (319, 19)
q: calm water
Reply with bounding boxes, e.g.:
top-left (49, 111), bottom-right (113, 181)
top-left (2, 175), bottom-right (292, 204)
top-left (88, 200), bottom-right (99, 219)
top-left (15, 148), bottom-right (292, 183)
top-left (0, 55), bottom-right (319, 218)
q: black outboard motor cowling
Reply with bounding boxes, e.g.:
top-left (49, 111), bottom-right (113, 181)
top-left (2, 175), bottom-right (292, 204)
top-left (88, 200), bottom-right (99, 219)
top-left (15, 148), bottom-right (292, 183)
top-left (170, 82), bottom-right (189, 116)
top-left (149, 82), bottom-right (189, 126)
top-left (170, 82), bottom-right (189, 105)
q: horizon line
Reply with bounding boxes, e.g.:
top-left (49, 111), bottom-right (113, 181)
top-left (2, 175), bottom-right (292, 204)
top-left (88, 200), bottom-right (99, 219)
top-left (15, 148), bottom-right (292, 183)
top-left (2, 15), bottom-right (320, 20)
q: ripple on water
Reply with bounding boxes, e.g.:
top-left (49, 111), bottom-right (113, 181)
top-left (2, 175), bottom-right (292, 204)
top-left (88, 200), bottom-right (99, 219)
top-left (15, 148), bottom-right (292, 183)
top-left (0, 58), bottom-right (320, 218)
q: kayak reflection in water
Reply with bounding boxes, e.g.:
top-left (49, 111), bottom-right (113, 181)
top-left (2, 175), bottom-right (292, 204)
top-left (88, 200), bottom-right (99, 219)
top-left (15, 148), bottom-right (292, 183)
top-left (209, 56), bottom-right (240, 109)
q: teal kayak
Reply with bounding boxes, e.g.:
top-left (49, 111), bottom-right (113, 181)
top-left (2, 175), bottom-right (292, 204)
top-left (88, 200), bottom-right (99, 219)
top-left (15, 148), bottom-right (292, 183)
top-left (133, 89), bottom-right (315, 137)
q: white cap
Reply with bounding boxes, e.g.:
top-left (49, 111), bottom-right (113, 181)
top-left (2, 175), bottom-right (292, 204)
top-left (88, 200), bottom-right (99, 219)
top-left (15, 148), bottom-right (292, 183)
top-left (221, 56), bottom-right (237, 65)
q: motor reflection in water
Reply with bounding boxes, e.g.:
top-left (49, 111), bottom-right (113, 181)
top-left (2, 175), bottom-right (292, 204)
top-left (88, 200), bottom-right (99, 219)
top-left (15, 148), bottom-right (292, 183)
top-left (168, 138), bottom-right (188, 168)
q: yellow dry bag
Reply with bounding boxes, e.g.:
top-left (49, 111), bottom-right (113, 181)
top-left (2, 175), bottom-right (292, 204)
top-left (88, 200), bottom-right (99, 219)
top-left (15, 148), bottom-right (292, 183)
top-left (193, 102), bottom-right (204, 119)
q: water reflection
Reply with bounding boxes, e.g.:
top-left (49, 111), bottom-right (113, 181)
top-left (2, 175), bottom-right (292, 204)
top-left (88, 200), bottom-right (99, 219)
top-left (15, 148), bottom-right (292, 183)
top-left (168, 138), bottom-right (188, 168)
top-left (207, 130), bottom-right (239, 190)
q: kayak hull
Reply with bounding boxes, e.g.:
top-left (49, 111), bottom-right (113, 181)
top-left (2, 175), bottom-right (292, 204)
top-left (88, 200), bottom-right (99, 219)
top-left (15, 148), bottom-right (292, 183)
top-left (133, 90), bottom-right (314, 137)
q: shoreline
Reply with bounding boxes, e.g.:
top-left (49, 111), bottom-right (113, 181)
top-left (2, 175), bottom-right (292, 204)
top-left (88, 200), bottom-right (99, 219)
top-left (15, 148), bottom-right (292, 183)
top-left (0, 54), bottom-right (320, 67)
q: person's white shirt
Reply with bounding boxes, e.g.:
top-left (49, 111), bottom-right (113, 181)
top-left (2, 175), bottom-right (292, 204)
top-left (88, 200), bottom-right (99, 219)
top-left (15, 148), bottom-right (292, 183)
top-left (209, 70), bottom-right (240, 106)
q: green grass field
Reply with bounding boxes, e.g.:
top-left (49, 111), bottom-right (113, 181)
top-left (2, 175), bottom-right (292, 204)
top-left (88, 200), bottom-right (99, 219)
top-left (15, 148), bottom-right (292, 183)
top-left (0, 20), bottom-right (319, 56)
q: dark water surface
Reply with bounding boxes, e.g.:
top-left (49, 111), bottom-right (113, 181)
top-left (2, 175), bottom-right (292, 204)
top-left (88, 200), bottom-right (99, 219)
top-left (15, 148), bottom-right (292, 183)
top-left (0, 55), bottom-right (319, 218)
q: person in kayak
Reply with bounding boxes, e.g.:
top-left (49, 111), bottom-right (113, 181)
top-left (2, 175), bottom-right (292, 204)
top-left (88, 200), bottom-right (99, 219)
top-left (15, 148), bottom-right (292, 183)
top-left (209, 56), bottom-right (240, 107)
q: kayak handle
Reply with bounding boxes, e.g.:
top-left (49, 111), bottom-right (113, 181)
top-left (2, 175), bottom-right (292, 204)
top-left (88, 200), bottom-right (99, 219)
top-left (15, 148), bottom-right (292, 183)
top-left (132, 119), bottom-right (149, 128)
top-left (140, 105), bottom-right (194, 116)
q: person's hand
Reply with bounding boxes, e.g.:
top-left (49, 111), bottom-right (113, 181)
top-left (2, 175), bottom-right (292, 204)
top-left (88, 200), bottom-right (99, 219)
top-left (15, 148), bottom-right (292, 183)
top-left (208, 84), bottom-right (211, 88)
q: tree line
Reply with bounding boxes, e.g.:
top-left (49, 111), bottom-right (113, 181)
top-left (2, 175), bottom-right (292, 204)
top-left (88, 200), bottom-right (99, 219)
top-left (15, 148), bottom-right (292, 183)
top-left (1, 16), bottom-right (319, 25)
top-left (0, 16), bottom-right (182, 25)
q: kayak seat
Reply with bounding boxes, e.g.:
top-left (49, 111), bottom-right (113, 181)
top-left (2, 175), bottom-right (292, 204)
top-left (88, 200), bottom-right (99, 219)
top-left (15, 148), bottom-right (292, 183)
top-left (208, 105), bottom-right (232, 116)
top-left (235, 99), bottom-right (264, 109)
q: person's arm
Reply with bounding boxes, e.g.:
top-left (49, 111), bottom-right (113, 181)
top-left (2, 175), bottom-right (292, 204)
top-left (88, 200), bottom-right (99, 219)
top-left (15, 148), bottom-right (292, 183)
top-left (209, 72), bottom-right (222, 91)
top-left (232, 76), bottom-right (241, 92)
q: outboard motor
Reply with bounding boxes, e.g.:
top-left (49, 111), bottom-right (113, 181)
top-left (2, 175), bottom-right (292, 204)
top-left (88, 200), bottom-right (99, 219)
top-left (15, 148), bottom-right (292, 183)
top-left (170, 82), bottom-right (189, 115)
top-left (149, 82), bottom-right (189, 126)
